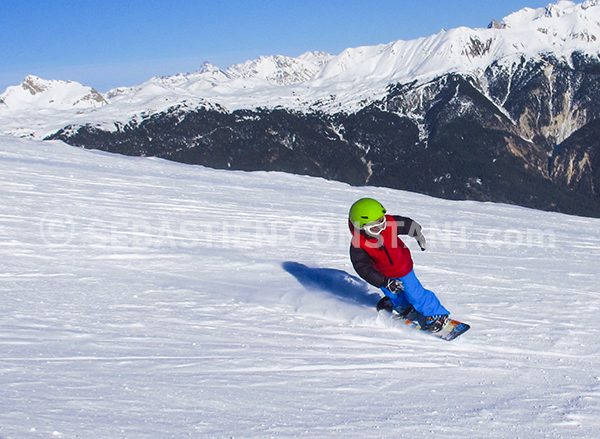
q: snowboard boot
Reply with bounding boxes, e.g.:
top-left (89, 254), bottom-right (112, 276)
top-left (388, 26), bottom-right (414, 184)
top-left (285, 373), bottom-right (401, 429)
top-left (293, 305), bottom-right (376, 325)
top-left (420, 315), bottom-right (449, 333)
top-left (395, 304), bottom-right (415, 319)
top-left (376, 297), bottom-right (415, 319)
top-left (376, 296), bottom-right (394, 312)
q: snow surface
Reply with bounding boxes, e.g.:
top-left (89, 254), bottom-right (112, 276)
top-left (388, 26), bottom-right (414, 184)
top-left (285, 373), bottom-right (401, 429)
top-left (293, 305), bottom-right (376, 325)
top-left (3, 0), bottom-right (600, 138)
top-left (1, 135), bottom-right (600, 438)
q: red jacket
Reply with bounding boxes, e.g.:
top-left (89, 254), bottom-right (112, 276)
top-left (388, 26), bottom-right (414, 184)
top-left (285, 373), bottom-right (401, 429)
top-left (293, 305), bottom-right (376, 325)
top-left (349, 215), bottom-right (420, 287)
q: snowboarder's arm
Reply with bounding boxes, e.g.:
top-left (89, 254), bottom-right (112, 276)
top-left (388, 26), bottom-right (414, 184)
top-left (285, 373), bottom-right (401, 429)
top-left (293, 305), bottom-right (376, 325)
top-left (393, 216), bottom-right (421, 236)
top-left (350, 245), bottom-right (387, 287)
top-left (393, 216), bottom-right (426, 251)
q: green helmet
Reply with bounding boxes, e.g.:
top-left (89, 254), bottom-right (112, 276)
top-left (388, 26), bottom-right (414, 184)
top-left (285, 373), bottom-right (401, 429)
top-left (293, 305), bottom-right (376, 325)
top-left (349, 198), bottom-right (387, 227)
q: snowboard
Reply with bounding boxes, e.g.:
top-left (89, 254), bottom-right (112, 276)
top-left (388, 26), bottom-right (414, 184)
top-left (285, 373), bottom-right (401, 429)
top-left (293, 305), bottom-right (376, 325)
top-left (386, 307), bottom-right (470, 341)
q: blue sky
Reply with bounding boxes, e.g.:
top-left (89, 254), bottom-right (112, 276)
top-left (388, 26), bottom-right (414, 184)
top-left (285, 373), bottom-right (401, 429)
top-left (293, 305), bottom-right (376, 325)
top-left (1, 0), bottom-right (552, 92)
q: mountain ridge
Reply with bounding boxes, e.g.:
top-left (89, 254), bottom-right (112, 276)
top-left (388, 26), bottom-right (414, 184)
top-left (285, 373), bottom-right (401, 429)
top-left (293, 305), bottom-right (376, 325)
top-left (3, 0), bottom-right (600, 119)
top-left (3, 1), bottom-right (600, 217)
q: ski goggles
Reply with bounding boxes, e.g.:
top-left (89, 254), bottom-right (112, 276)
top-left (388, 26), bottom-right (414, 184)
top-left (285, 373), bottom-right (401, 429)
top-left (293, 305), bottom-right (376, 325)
top-left (362, 216), bottom-right (387, 236)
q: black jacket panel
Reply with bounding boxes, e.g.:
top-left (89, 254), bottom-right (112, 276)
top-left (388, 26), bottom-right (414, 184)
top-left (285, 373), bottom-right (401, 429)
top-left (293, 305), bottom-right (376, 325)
top-left (392, 216), bottom-right (421, 237)
top-left (349, 245), bottom-right (387, 287)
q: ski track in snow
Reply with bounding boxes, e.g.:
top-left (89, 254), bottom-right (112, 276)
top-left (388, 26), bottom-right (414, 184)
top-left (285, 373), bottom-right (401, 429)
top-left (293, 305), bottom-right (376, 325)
top-left (1, 136), bottom-right (600, 438)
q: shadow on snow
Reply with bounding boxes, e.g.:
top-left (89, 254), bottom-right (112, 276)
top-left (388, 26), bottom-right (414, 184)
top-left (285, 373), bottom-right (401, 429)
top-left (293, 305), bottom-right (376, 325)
top-left (282, 261), bottom-right (380, 308)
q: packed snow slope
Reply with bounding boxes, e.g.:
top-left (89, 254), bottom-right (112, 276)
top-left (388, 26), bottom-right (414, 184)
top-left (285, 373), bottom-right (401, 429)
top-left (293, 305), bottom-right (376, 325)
top-left (1, 136), bottom-right (600, 438)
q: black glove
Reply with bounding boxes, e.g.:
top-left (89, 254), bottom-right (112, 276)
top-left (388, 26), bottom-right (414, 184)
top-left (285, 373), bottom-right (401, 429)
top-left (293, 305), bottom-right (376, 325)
top-left (415, 232), bottom-right (426, 251)
top-left (385, 278), bottom-right (404, 293)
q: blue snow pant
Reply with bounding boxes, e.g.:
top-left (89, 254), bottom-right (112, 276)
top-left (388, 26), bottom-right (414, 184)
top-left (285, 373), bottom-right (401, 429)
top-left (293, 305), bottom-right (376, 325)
top-left (380, 269), bottom-right (449, 317)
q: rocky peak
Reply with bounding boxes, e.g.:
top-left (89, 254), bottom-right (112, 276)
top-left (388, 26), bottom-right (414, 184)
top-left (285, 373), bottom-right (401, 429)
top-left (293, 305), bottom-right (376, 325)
top-left (582, 0), bottom-right (600, 8)
top-left (503, 0), bottom-right (600, 28)
top-left (225, 52), bottom-right (329, 85)
top-left (198, 61), bottom-right (225, 75)
top-left (487, 19), bottom-right (506, 29)
top-left (0, 75), bottom-right (107, 110)
top-left (22, 75), bottom-right (45, 94)
top-left (544, 1), bottom-right (578, 18)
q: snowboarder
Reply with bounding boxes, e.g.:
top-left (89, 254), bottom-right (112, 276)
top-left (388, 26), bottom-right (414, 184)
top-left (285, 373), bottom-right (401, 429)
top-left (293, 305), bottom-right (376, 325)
top-left (348, 197), bottom-right (450, 332)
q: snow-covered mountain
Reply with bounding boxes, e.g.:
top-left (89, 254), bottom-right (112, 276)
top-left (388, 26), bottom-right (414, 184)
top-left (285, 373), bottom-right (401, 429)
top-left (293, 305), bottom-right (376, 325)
top-left (2, 1), bottom-right (600, 217)
top-left (0, 75), bottom-right (106, 111)
top-left (3, 0), bottom-right (600, 127)
top-left (2, 134), bottom-right (600, 438)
